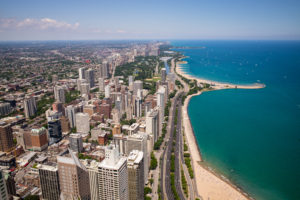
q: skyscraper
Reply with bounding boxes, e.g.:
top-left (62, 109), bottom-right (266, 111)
top-left (127, 133), bottom-right (149, 183)
top-left (30, 127), bottom-right (48, 151)
top-left (146, 108), bottom-right (159, 144)
top-left (65, 105), bottom-right (76, 128)
top-left (48, 119), bottom-right (62, 144)
top-left (0, 122), bottom-right (14, 152)
top-left (128, 76), bottom-right (134, 91)
top-left (157, 86), bottom-right (166, 136)
top-left (54, 86), bottom-right (65, 103)
top-left (0, 170), bottom-right (8, 200)
top-left (0, 103), bottom-right (11, 116)
top-left (133, 80), bottom-right (143, 95)
top-left (24, 96), bottom-right (37, 118)
top-left (69, 133), bottom-right (83, 153)
top-left (161, 68), bottom-right (167, 82)
top-left (75, 113), bottom-right (90, 134)
top-left (98, 78), bottom-right (105, 92)
top-left (127, 150), bottom-right (144, 200)
top-left (78, 67), bottom-right (86, 80)
top-left (83, 160), bottom-right (99, 200)
top-left (85, 69), bottom-right (95, 88)
top-left (57, 150), bottom-right (90, 200)
top-left (98, 144), bottom-right (128, 200)
top-left (134, 97), bottom-right (142, 118)
top-left (39, 163), bottom-right (60, 200)
top-left (105, 85), bottom-right (110, 98)
top-left (100, 61), bottom-right (109, 78)
top-left (80, 83), bottom-right (90, 96)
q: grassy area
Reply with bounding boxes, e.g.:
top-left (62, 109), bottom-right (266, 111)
top-left (181, 166), bottom-right (189, 197)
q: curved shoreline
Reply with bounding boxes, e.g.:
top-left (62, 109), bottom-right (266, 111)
top-left (177, 60), bottom-right (265, 90)
top-left (176, 59), bottom-right (260, 200)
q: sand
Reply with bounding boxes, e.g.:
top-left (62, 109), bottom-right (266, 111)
top-left (177, 60), bottom-right (255, 200)
top-left (176, 61), bottom-right (265, 90)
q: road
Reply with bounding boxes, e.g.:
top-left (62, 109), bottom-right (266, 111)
top-left (162, 91), bottom-right (186, 200)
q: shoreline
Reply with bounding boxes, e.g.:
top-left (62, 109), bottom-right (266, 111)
top-left (177, 60), bottom-right (265, 90)
top-left (177, 60), bottom-right (258, 200)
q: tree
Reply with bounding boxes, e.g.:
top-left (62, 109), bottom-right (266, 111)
top-left (150, 152), bottom-right (158, 170)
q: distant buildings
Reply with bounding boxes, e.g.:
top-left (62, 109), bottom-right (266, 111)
top-left (100, 61), bottom-right (109, 78)
top-left (69, 133), bottom-right (83, 153)
top-left (24, 96), bottom-right (37, 118)
top-left (98, 144), bottom-right (128, 200)
top-left (161, 68), bottom-right (167, 82)
top-left (85, 68), bottom-right (95, 88)
top-left (75, 113), bottom-right (90, 134)
top-left (78, 67), bottom-right (86, 80)
top-left (0, 122), bottom-right (14, 152)
top-left (127, 150), bottom-right (144, 200)
top-left (133, 80), bottom-right (143, 95)
top-left (134, 97), bottom-right (142, 118)
top-left (39, 163), bottom-right (60, 200)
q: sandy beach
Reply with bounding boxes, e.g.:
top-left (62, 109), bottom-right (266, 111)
top-left (177, 60), bottom-right (256, 200)
top-left (183, 93), bottom-right (250, 200)
top-left (177, 61), bottom-right (265, 90)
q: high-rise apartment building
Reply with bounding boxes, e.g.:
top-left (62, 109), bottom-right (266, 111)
top-left (134, 97), bottom-right (142, 118)
top-left (48, 119), bottom-right (62, 144)
top-left (24, 96), bottom-right (37, 118)
top-left (127, 133), bottom-right (149, 183)
top-left (69, 133), bottom-right (83, 153)
top-left (78, 67), bottom-right (86, 80)
top-left (98, 78), bottom-right (105, 92)
top-left (0, 122), bottom-right (14, 152)
top-left (105, 85), bottom-right (110, 98)
top-left (0, 103), bottom-right (11, 116)
top-left (85, 69), bottom-right (95, 88)
top-left (146, 108), bottom-right (159, 144)
top-left (39, 163), bottom-right (60, 200)
top-left (60, 116), bottom-right (70, 133)
top-left (133, 80), bottom-right (143, 95)
top-left (0, 170), bottom-right (8, 200)
top-left (83, 160), bottom-right (99, 200)
top-left (57, 150), bottom-right (90, 200)
top-left (127, 150), bottom-right (144, 200)
top-left (80, 83), bottom-right (90, 96)
top-left (161, 68), bottom-right (167, 82)
top-left (98, 144), bottom-right (128, 200)
top-left (75, 113), bottom-right (90, 134)
top-left (100, 61), bottom-right (109, 78)
top-left (54, 86), bottom-right (65, 103)
top-left (65, 105), bottom-right (76, 128)
top-left (31, 127), bottom-right (48, 151)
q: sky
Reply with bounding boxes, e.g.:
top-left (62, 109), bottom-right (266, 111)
top-left (0, 0), bottom-right (300, 40)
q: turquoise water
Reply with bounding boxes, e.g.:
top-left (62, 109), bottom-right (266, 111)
top-left (172, 41), bottom-right (300, 200)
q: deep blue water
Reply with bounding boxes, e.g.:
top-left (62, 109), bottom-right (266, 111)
top-left (172, 40), bottom-right (300, 200)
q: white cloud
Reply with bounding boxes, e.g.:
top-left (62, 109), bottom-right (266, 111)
top-left (0, 17), bottom-right (79, 31)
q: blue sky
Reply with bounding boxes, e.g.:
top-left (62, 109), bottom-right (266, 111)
top-left (0, 0), bottom-right (299, 40)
